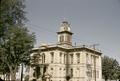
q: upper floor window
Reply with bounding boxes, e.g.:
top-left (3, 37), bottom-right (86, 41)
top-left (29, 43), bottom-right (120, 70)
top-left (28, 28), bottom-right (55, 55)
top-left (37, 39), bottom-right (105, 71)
top-left (60, 35), bottom-right (64, 42)
top-left (50, 52), bottom-right (54, 63)
top-left (86, 53), bottom-right (90, 64)
top-left (60, 52), bottom-right (62, 63)
top-left (86, 53), bottom-right (89, 59)
top-left (70, 54), bottom-right (73, 64)
top-left (64, 53), bottom-right (66, 64)
top-left (76, 53), bottom-right (80, 64)
top-left (91, 55), bottom-right (94, 65)
top-left (96, 56), bottom-right (99, 66)
top-left (67, 35), bottom-right (71, 42)
top-left (42, 53), bottom-right (45, 63)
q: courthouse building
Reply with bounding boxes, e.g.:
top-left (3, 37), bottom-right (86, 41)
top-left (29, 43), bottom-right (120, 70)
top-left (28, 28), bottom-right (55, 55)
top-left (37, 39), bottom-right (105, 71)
top-left (29, 21), bottom-right (102, 81)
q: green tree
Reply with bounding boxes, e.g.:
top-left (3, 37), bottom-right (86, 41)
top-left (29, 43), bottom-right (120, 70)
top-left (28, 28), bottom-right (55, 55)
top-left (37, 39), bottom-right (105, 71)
top-left (118, 66), bottom-right (120, 80)
top-left (0, 0), bottom-right (26, 25)
top-left (102, 56), bottom-right (120, 81)
top-left (102, 56), bottom-right (112, 81)
top-left (0, 25), bottom-right (35, 80)
top-left (0, 0), bottom-right (26, 42)
top-left (0, 0), bottom-right (34, 80)
top-left (111, 59), bottom-right (119, 80)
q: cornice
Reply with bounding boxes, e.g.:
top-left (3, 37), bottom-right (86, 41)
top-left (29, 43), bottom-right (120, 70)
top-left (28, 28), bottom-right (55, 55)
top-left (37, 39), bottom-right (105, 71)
top-left (31, 46), bottom-right (102, 55)
top-left (57, 31), bottom-right (73, 35)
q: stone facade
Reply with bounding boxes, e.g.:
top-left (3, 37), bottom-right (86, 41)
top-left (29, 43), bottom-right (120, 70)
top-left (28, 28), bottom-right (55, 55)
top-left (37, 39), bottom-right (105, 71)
top-left (29, 21), bottom-right (102, 81)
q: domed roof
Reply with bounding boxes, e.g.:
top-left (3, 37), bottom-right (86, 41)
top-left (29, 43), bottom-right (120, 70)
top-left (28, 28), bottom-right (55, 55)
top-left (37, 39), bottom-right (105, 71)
top-left (60, 21), bottom-right (71, 32)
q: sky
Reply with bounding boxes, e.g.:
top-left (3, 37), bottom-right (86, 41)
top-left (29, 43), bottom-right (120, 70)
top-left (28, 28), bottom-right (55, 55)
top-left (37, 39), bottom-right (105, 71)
top-left (25, 0), bottom-right (120, 63)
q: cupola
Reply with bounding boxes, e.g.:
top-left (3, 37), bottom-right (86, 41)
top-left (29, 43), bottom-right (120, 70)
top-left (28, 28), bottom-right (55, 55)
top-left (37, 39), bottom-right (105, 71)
top-left (57, 21), bottom-right (73, 46)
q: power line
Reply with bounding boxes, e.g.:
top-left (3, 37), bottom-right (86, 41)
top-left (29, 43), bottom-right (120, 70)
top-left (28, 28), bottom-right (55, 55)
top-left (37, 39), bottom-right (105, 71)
top-left (27, 22), bottom-right (55, 33)
top-left (26, 22), bottom-right (97, 45)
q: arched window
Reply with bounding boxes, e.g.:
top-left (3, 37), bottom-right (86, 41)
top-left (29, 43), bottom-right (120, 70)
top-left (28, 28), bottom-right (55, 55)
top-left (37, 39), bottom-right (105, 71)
top-left (42, 53), bottom-right (45, 63)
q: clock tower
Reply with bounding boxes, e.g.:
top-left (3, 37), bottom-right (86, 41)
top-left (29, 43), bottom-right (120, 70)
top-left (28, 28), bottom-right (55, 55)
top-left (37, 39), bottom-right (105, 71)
top-left (57, 21), bottom-right (73, 47)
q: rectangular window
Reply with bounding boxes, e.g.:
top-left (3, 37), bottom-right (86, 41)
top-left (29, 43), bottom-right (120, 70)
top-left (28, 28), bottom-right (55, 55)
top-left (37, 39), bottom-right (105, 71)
top-left (42, 53), bottom-right (45, 63)
top-left (91, 55), bottom-right (93, 65)
top-left (86, 53), bottom-right (89, 64)
top-left (76, 53), bottom-right (80, 64)
top-left (51, 52), bottom-right (54, 63)
top-left (70, 68), bottom-right (73, 77)
top-left (67, 35), bottom-right (71, 42)
top-left (64, 54), bottom-right (66, 64)
top-left (70, 54), bottom-right (73, 64)
top-left (60, 52), bottom-right (62, 63)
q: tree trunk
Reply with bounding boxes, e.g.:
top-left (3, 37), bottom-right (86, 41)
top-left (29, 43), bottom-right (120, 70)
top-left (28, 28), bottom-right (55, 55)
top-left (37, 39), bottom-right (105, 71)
top-left (6, 73), bottom-right (10, 80)
top-left (21, 63), bottom-right (24, 81)
top-left (105, 79), bottom-right (107, 81)
top-left (8, 64), bottom-right (17, 81)
top-left (10, 70), bottom-right (16, 81)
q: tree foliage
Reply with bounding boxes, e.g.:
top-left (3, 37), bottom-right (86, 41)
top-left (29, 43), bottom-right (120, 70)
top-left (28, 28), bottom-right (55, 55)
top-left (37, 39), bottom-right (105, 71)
top-left (0, 25), bottom-right (35, 80)
top-left (118, 66), bottom-right (120, 79)
top-left (102, 55), bottom-right (120, 81)
top-left (0, 0), bottom-right (36, 80)
top-left (0, 0), bottom-right (26, 39)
